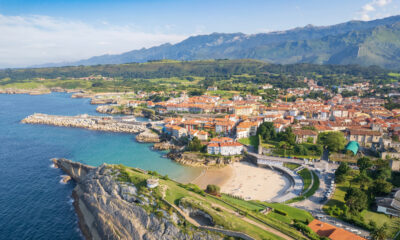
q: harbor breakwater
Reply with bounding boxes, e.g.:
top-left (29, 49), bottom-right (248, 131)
top-left (21, 113), bottom-right (148, 134)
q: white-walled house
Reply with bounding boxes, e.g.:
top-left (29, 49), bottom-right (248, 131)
top-left (207, 138), bottom-right (243, 156)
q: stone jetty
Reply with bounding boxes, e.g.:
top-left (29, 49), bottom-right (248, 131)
top-left (21, 113), bottom-right (148, 134)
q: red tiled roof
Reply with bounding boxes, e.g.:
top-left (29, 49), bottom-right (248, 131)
top-left (308, 219), bottom-right (366, 240)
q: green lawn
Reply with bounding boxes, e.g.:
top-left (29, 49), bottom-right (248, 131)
top-left (220, 194), bottom-right (265, 211)
top-left (216, 195), bottom-right (309, 239)
top-left (238, 136), bottom-right (259, 148)
top-left (389, 72), bottom-right (400, 78)
top-left (283, 163), bottom-right (301, 170)
top-left (254, 201), bottom-right (314, 223)
top-left (298, 168), bottom-right (312, 193)
top-left (303, 171), bottom-right (320, 198)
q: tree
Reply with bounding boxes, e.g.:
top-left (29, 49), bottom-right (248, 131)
top-left (370, 179), bottom-right (393, 197)
top-left (206, 184), bottom-right (220, 195)
top-left (278, 127), bottom-right (296, 145)
top-left (344, 188), bottom-right (368, 213)
top-left (257, 122), bottom-right (276, 142)
top-left (294, 144), bottom-right (308, 155)
top-left (187, 137), bottom-right (203, 152)
top-left (318, 131), bottom-right (347, 152)
top-left (351, 171), bottom-right (372, 190)
top-left (371, 223), bottom-right (388, 240)
top-left (335, 162), bottom-right (350, 183)
top-left (357, 157), bottom-right (372, 172)
top-left (278, 141), bottom-right (292, 156)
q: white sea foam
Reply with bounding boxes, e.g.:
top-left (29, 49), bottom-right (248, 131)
top-left (59, 175), bottom-right (69, 184)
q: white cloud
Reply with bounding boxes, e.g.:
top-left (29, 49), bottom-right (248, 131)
top-left (0, 14), bottom-right (188, 68)
top-left (357, 0), bottom-right (394, 21)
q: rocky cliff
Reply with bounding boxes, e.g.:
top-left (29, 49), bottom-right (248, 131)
top-left (53, 158), bottom-right (222, 240)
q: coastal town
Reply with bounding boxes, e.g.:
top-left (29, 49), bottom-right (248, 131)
top-left (3, 2), bottom-right (400, 239)
top-left (10, 74), bottom-right (400, 240)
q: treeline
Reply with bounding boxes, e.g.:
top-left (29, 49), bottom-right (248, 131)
top-left (0, 59), bottom-right (396, 88)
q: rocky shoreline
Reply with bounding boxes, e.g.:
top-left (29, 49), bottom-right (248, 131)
top-left (135, 130), bottom-right (161, 143)
top-left (168, 152), bottom-right (243, 167)
top-left (52, 158), bottom-right (222, 240)
top-left (21, 113), bottom-right (148, 134)
top-left (96, 105), bottom-right (162, 120)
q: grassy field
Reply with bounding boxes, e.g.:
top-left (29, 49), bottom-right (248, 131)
top-left (303, 171), bottom-right (320, 198)
top-left (323, 174), bottom-right (400, 237)
top-left (283, 163), bottom-right (301, 170)
top-left (256, 201), bottom-right (314, 223)
top-left (238, 136), bottom-right (259, 148)
top-left (298, 168), bottom-right (312, 193)
top-left (216, 195), bottom-right (311, 239)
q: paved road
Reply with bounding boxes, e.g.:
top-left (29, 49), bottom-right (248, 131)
top-left (247, 150), bottom-right (369, 238)
top-left (247, 152), bottom-right (304, 165)
top-left (290, 169), bottom-right (370, 238)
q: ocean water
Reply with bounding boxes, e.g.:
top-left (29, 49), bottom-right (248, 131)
top-left (0, 93), bottom-right (201, 240)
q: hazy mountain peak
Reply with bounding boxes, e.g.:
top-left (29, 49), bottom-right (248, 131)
top-left (37, 15), bottom-right (400, 69)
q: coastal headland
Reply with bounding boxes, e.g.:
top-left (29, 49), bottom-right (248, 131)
top-left (52, 158), bottom-right (296, 240)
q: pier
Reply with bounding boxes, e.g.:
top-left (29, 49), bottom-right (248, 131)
top-left (21, 113), bottom-right (151, 134)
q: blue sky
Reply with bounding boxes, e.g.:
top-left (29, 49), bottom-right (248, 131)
top-left (0, 0), bottom-right (399, 67)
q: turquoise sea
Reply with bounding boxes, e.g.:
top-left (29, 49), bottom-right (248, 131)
top-left (0, 93), bottom-right (201, 239)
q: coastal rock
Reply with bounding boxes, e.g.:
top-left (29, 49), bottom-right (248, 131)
top-left (53, 158), bottom-right (222, 240)
top-left (62, 175), bottom-right (72, 183)
top-left (96, 105), bottom-right (163, 121)
top-left (136, 130), bottom-right (160, 143)
top-left (153, 141), bottom-right (178, 151)
top-left (90, 98), bottom-right (117, 105)
top-left (168, 152), bottom-right (243, 167)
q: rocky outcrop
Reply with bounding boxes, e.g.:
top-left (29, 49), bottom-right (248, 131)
top-left (22, 113), bottom-right (147, 134)
top-left (90, 98), bottom-right (117, 105)
top-left (71, 92), bottom-right (93, 99)
top-left (53, 158), bottom-right (222, 240)
top-left (96, 105), bottom-right (163, 121)
top-left (153, 141), bottom-right (179, 151)
top-left (53, 158), bottom-right (95, 182)
top-left (135, 130), bottom-right (160, 143)
top-left (168, 152), bottom-right (243, 167)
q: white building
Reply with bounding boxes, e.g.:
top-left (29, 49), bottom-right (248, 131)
top-left (207, 141), bottom-right (243, 156)
top-left (376, 189), bottom-right (400, 217)
top-left (146, 178), bottom-right (159, 189)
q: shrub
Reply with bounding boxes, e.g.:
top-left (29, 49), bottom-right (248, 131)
top-left (273, 209), bottom-right (288, 216)
top-left (206, 184), bottom-right (220, 195)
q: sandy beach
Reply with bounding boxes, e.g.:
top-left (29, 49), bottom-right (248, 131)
top-left (192, 161), bottom-right (290, 201)
top-left (191, 165), bottom-right (234, 189)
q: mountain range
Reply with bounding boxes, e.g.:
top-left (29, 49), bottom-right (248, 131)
top-left (41, 15), bottom-right (400, 69)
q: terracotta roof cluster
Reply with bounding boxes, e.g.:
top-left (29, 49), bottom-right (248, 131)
top-left (308, 219), bottom-right (366, 240)
top-left (348, 129), bottom-right (382, 136)
top-left (293, 129), bottom-right (317, 136)
top-left (210, 137), bottom-right (234, 143)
